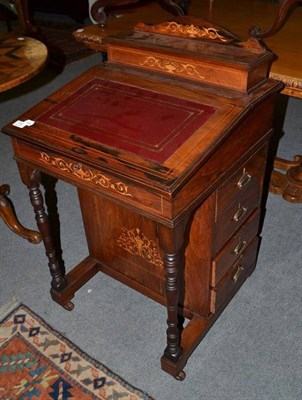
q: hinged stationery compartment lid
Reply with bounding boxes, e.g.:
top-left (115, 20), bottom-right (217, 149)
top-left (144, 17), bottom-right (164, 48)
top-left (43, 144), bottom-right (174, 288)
top-left (105, 16), bottom-right (275, 93)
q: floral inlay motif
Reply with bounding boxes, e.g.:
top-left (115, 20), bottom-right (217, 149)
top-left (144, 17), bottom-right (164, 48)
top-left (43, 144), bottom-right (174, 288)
top-left (139, 57), bottom-right (205, 79)
top-left (117, 227), bottom-right (163, 268)
top-left (39, 152), bottom-right (133, 198)
top-left (136, 21), bottom-right (230, 42)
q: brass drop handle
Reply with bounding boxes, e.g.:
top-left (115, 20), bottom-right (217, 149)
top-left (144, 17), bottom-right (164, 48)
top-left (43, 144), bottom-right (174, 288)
top-left (232, 205), bottom-right (248, 223)
top-left (233, 239), bottom-right (247, 255)
top-left (232, 265), bottom-right (245, 283)
top-left (237, 170), bottom-right (252, 189)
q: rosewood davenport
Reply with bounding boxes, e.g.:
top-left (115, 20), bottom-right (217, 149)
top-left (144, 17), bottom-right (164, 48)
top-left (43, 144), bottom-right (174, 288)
top-left (2, 17), bottom-right (283, 379)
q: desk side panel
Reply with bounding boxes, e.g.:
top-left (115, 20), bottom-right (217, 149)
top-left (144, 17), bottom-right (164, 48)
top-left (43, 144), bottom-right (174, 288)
top-left (77, 188), bottom-right (214, 318)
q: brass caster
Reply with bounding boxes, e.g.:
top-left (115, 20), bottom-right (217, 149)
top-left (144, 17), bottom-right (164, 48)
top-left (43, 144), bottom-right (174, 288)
top-left (63, 301), bottom-right (74, 311)
top-left (175, 370), bottom-right (186, 381)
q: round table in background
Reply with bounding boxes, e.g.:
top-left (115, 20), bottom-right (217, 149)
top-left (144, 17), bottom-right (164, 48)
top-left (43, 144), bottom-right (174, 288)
top-left (0, 35), bottom-right (47, 243)
top-left (0, 35), bottom-right (47, 91)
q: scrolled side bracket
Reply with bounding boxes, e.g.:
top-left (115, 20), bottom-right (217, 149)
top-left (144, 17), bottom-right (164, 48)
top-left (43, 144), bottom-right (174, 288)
top-left (249, 0), bottom-right (302, 39)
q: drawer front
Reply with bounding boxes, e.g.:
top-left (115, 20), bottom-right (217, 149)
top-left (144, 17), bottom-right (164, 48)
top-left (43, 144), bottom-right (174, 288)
top-left (210, 237), bottom-right (259, 314)
top-left (13, 140), bottom-right (169, 218)
top-left (214, 183), bottom-right (261, 252)
top-left (216, 145), bottom-right (268, 218)
top-left (108, 45), bottom-right (248, 91)
top-left (212, 209), bottom-right (261, 286)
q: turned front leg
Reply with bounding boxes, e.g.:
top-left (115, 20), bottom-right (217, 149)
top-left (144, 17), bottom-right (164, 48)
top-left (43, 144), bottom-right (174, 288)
top-left (28, 170), bottom-right (67, 291)
top-left (162, 251), bottom-right (183, 360)
top-left (157, 220), bottom-right (188, 367)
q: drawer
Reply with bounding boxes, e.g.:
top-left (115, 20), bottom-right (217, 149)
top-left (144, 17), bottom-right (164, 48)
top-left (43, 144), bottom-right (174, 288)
top-left (214, 183), bottom-right (260, 252)
top-left (12, 140), bottom-right (168, 218)
top-left (210, 237), bottom-right (259, 314)
top-left (212, 209), bottom-right (261, 286)
top-left (216, 145), bottom-right (268, 218)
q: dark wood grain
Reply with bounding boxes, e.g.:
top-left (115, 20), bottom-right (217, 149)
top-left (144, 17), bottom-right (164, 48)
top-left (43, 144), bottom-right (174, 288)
top-left (2, 17), bottom-right (283, 379)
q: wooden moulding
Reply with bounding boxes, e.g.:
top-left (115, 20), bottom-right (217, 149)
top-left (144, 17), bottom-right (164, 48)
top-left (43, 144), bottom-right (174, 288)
top-left (105, 16), bottom-right (275, 93)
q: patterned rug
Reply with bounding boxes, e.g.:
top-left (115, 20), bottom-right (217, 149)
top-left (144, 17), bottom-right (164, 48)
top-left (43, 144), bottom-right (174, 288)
top-left (0, 303), bottom-right (154, 400)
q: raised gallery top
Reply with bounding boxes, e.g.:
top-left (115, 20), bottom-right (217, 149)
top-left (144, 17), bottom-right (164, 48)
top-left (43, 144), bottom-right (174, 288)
top-left (3, 17), bottom-right (281, 190)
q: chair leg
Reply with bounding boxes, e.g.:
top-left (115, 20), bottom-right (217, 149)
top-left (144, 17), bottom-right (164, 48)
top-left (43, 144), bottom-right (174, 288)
top-left (11, 0), bottom-right (38, 35)
top-left (0, 4), bottom-right (15, 31)
top-left (0, 184), bottom-right (41, 243)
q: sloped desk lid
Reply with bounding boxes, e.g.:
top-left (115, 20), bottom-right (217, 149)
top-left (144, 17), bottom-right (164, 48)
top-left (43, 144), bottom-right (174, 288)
top-left (37, 76), bottom-right (218, 165)
top-left (3, 17), bottom-right (281, 190)
top-left (4, 65), bottom-right (250, 184)
top-left (4, 63), bottom-right (281, 190)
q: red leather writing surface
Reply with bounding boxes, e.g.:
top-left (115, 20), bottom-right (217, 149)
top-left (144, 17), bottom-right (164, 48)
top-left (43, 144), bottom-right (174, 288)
top-left (38, 78), bottom-right (217, 163)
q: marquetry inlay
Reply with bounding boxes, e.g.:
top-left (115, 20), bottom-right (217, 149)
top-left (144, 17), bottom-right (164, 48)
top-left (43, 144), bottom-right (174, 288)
top-left (117, 227), bottom-right (163, 268)
top-left (0, 41), bottom-right (22, 60)
top-left (0, 37), bottom-right (47, 93)
top-left (39, 152), bottom-right (133, 198)
top-left (136, 21), bottom-right (230, 42)
top-left (139, 56), bottom-right (205, 80)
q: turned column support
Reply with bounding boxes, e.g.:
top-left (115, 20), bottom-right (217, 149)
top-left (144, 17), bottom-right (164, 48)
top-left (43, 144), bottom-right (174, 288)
top-left (157, 217), bottom-right (189, 368)
top-left (19, 165), bottom-right (67, 291)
